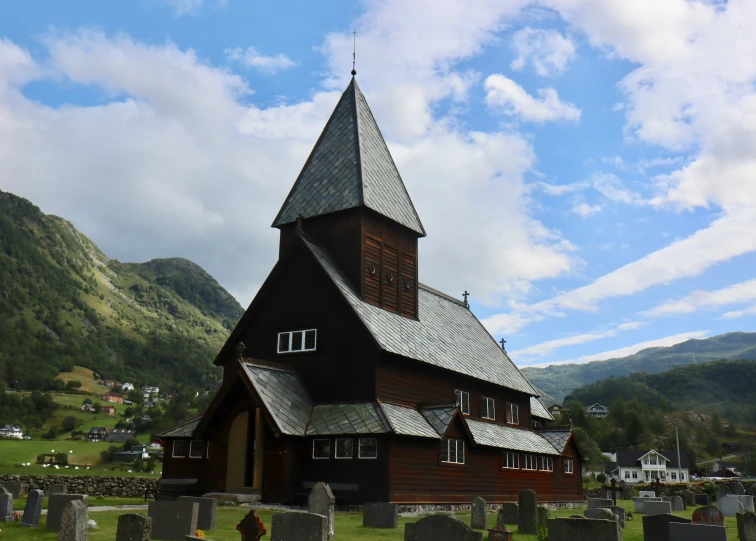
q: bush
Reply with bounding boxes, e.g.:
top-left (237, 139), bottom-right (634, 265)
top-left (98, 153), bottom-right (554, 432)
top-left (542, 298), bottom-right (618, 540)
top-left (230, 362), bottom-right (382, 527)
top-left (82, 398), bottom-right (92, 405)
top-left (596, 473), bottom-right (606, 483)
top-left (62, 416), bottom-right (77, 432)
top-left (42, 426), bottom-right (59, 440)
top-left (55, 452), bottom-right (68, 465)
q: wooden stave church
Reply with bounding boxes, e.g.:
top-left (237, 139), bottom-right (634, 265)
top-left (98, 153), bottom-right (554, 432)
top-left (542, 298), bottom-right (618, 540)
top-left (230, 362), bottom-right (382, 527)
top-left (158, 75), bottom-right (584, 504)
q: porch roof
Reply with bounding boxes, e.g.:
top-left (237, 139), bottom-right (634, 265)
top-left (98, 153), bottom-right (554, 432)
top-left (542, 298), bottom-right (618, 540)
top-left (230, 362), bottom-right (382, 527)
top-left (466, 419), bottom-right (561, 455)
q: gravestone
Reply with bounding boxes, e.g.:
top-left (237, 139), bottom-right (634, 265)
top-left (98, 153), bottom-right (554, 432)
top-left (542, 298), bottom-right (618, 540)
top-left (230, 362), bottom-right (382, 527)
top-left (715, 489), bottom-right (727, 502)
top-left (48, 494), bottom-right (88, 531)
top-left (237, 510), bottom-right (267, 541)
top-left (404, 514), bottom-right (482, 541)
top-left (59, 500), bottom-right (88, 541)
top-left (610, 506), bottom-right (626, 528)
top-left (644, 501), bottom-right (672, 516)
top-left (546, 517), bottom-right (621, 541)
top-left (0, 493), bottom-right (12, 522)
top-left (537, 506), bottom-right (549, 528)
top-left (692, 505), bottom-right (725, 526)
top-left (642, 513), bottom-right (691, 541)
top-left (682, 490), bottom-right (696, 507)
top-left (486, 526), bottom-right (513, 541)
top-left (587, 497), bottom-right (614, 509)
top-left (148, 500), bottom-right (199, 541)
top-left (116, 513), bottom-right (153, 541)
top-left (363, 503), bottom-right (398, 529)
top-left (717, 494), bottom-right (750, 516)
top-left (308, 482), bottom-right (335, 539)
top-left (517, 489), bottom-right (537, 534)
top-left (584, 508), bottom-right (616, 521)
top-left (272, 512), bottom-right (326, 541)
top-left (640, 490), bottom-right (657, 498)
top-left (737, 511), bottom-right (756, 541)
top-left (621, 486), bottom-right (633, 500)
top-left (741, 495), bottom-right (756, 512)
top-left (48, 483), bottom-right (67, 496)
top-left (470, 497), bottom-right (487, 529)
top-left (669, 496), bottom-right (684, 512)
top-left (500, 503), bottom-right (518, 525)
top-left (668, 522), bottom-right (727, 541)
top-left (733, 482), bottom-right (746, 496)
top-left (21, 489), bottom-right (44, 528)
top-left (695, 494), bottom-right (710, 506)
top-left (4, 481), bottom-right (25, 499)
top-left (178, 496), bottom-right (217, 530)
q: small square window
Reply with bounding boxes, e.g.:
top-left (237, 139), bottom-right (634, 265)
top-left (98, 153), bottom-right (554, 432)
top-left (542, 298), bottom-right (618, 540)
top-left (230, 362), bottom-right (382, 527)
top-left (358, 438), bottom-right (377, 459)
top-left (278, 329), bottom-right (317, 353)
top-left (441, 438), bottom-right (465, 464)
top-left (632, 471), bottom-right (638, 479)
top-left (565, 458), bottom-right (574, 474)
top-left (482, 397), bottom-right (495, 420)
top-left (313, 439), bottom-right (330, 459)
top-left (522, 454), bottom-right (537, 470)
top-left (456, 390), bottom-right (470, 415)
top-left (335, 438), bottom-right (353, 459)
top-left (624, 470), bottom-right (630, 479)
top-left (503, 451), bottom-right (519, 469)
top-left (172, 440), bottom-right (187, 458)
top-left (540, 456), bottom-right (553, 472)
top-left (189, 440), bottom-right (204, 458)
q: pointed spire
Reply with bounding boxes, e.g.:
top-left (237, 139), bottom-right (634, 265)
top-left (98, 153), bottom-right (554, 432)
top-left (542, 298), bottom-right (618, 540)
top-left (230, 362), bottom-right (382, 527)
top-left (272, 78), bottom-right (425, 236)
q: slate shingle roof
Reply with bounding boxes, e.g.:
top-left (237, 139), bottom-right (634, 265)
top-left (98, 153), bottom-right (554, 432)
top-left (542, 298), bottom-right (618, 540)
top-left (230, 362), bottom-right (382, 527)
top-left (381, 403), bottom-right (441, 439)
top-left (530, 397), bottom-right (555, 421)
top-left (157, 417), bottom-right (201, 438)
top-left (273, 78), bottom-right (425, 236)
top-left (538, 430), bottom-right (572, 453)
top-left (466, 419), bottom-right (561, 455)
top-left (306, 403), bottom-right (389, 435)
top-left (419, 407), bottom-right (457, 436)
top-left (302, 238), bottom-right (538, 395)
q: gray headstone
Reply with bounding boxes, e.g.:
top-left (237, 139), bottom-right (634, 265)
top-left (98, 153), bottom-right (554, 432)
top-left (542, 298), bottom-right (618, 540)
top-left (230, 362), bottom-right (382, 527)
top-left (669, 496), bottom-right (684, 511)
top-left (640, 490), bottom-right (656, 498)
top-left (547, 517), bottom-right (621, 541)
top-left (4, 481), bottom-right (25, 499)
top-left (741, 495), bottom-right (756, 513)
top-left (363, 503), bottom-right (398, 529)
top-left (737, 511), bottom-right (756, 541)
top-left (404, 514), bottom-right (482, 541)
top-left (148, 500), bottom-right (199, 541)
top-left (48, 484), bottom-right (68, 496)
top-left (178, 496), bottom-right (216, 530)
top-left (610, 506), bottom-right (625, 528)
top-left (499, 503), bottom-right (518, 525)
top-left (669, 522), bottom-right (727, 541)
top-left (584, 508), bottom-right (616, 521)
top-left (470, 497), bottom-right (487, 529)
top-left (621, 486), bottom-right (633, 500)
top-left (0, 493), bottom-right (12, 522)
top-left (587, 497), bottom-right (614, 509)
top-left (518, 489), bottom-right (537, 534)
top-left (272, 512), bottom-right (328, 541)
top-left (48, 494), bottom-right (88, 531)
top-left (695, 494), bottom-right (710, 506)
top-left (21, 489), bottom-right (44, 528)
top-left (733, 482), bottom-right (746, 496)
top-left (682, 490), bottom-right (696, 507)
top-left (58, 500), bottom-right (88, 541)
top-left (116, 513), bottom-right (153, 541)
top-left (0, 487), bottom-right (9, 495)
top-left (692, 505), bottom-right (724, 526)
top-left (308, 482), bottom-right (335, 539)
top-left (644, 501), bottom-right (673, 516)
top-left (537, 506), bottom-right (549, 528)
top-left (715, 489), bottom-right (727, 502)
top-left (642, 513), bottom-right (691, 541)
top-left (717, 494), bottom-right (749, 516)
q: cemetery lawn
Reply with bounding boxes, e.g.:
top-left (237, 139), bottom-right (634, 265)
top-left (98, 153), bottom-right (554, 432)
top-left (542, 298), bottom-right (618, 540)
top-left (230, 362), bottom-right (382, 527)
top-left (1, 500), bottom-right (740, 541)
top-left (12, 497), bottom-right (146, 511)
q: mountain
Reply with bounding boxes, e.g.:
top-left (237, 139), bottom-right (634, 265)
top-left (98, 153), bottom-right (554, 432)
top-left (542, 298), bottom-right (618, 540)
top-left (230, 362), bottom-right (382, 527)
top-left (0, 190), bottom-right (243, 391)
top-left (521, 332), bottom-right (756, 404)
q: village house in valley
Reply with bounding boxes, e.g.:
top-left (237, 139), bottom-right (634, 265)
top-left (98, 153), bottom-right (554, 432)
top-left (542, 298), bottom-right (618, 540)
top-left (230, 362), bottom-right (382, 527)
top-left (604, 450), bottom-right (691, 484)
top-left (158, 76), bottom-right (584, 504)
top-left (586, 403), bottom-right (609, 419)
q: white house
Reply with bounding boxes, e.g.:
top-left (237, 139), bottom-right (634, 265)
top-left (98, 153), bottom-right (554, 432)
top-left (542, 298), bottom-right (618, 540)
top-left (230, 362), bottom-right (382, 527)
top-left (122, 383), bottom-right (135, 391)
top-left (0, 425), bottom-right (23, 439)
top-left (587, 403), bottom-right (610, 419)
top-left (605, 450), bottom-right (691, 484)
top-left (142, 386), bottom-right (159, 395)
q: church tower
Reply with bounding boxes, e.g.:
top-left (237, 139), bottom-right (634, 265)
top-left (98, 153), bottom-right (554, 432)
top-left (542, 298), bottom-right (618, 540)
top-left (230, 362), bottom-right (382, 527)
top-left (273, 77), bottom-right (425, 319)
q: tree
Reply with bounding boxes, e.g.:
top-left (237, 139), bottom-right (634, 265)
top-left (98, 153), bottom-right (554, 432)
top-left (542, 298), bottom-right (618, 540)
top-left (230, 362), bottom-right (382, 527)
top-left (93, 403), bottom-right (101, 414)
top-left (61, 416), bottom-right (77, 432)
top-left (65, 380), bottom-right (82, 391)
top-left (82, 398), bottom-right (92, 405)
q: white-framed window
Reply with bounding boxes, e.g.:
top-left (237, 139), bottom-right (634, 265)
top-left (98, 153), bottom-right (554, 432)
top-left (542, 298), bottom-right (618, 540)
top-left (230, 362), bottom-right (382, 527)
top-left (632, 471), bottom-right (638, 479)
top-left (680, 472), bottom-right (685, 481)
top-left (645, 471), bottom-right (650, 481)
top-left (522, 454), bottom-right (537, 470)
top-left (532, 420), bottom-right (542, 428)
top-left (624, 470), bottom-right (630, 479)
top-left (172, 440), bottom-right (187, 458)
top-left (671, 472), bottom-right (677, 480)
top-left (503, 452), bottom-right (519, 469)
top-left (482, 397), bottom-right (495, 420)
top-left (507, 403), bottom-right (519, 425)
top-left (277, 329), bottom-right (317, 353)
top-left (441, 438), bottom-right (465, 464)
top-left (650, 454), bottom-right (658, 465)
top-left (660, 471), bottom-right (667, 480)
top-left (456, 390), bottom-right (470, 415)
top-left (565, 458), bottom-right (574, 474)
top-left (335, 438), bottom-right (354, 459)
top-left (540, 456), bottom-right (553, 472)
top-left (313, 439), bottom-right (330, 459)
top-left (358, 438), bottom-right (377, 459)
top-left (189, 440), bottom-right (204, 458)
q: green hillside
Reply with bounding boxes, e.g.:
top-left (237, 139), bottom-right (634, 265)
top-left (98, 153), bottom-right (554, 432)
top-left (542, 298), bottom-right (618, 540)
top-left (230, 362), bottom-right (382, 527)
top-left (522, 332), bottom-right (756, 403)
top-left (0, 190), bottom-right (243, 391)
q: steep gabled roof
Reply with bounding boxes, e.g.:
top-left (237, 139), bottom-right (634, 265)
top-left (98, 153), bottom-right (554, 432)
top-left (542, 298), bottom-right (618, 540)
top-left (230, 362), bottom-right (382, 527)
top-left (273, 77), bottom-right (425, 236)
top-left (530, 397), bottom-right (554, 421)
top-left (613, 449), bottom-right (691, 469)
top-left (380, 402), bottom-right (441, 439)
top-left (538, 430), bottom-right (572, 453)
top-left (420, 406), bottom-right (458, 436)
top-left (466, 419), bottom-right (561, 455)
top-left (307, 403), bottom-right (389, 435)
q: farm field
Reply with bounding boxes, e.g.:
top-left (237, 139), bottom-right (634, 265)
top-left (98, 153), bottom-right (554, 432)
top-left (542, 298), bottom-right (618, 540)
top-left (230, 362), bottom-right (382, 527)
top-left (54, 366), bottom-right (110, 395)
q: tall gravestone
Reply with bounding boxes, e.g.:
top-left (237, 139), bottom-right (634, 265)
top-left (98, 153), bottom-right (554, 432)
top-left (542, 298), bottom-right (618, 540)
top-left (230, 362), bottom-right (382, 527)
top-left (0, 492), bottom-right (12, 522)
top-left (500, 503), bottom-right (518, 525)
top-left (4, 481), bottom-right (25, 499)
top-left (682, 490), bottom-right (696, 507)
top-left (537, 506), bottom-right (549, 529)
top-left (610, 506), bottom-right (626, 528)
top-left (692, 505), bottom-right (725, 526)
top-left (237, 510), bottom-right (267, 541)
top-left (404, 514), bottom-right (482, 541)
top-left (48, 494), bottom-right (88, 531)
top-left (470, 497), bottom-right (487, 529)
top-left (738, 511), bottom-right (756, 541)
top-left (642, 513), bottom-right (691, 541)
top-left (668, 522), bottom-right (727, 541)
top-left (148, 500), bottom-right (198, 541)
top-left (177, 496), bottom-right (216, 530)
top-left (363, 503), bottom-right (398, 529)
top-left (717, 494), bottom-right (749, 516)
top-left (518, 489), bottom-right (537, 534)
top-left (308, 482), bottom-right (335, 539)
top-left (272, 512), bottom-right (327, 541)
top-left (58, 500), bottom-right (88, 541)
top-left (733, 482), bottom-right (746, 496)
top-left (546, 517), bottom-right (621, 541)
top-left (21, 489), bottom-right (44, 528)
top-left (116, 513), bottom-right (153, 541)
top-left (695, 494), bottom-right (710, 506)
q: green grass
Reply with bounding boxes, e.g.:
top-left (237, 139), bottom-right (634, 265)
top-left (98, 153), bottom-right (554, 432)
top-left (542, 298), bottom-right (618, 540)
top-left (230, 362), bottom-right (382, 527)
top-left (0, 500), bottom-right (741, 541)
top-left (11, 497), bottom-right (146, 511)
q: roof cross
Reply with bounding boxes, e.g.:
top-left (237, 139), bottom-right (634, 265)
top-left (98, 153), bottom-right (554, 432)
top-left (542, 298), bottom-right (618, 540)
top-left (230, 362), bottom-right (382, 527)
top-left (462, 290), bottom-right (470, 308)
top-left (500, 338), bottom-right (507, 351)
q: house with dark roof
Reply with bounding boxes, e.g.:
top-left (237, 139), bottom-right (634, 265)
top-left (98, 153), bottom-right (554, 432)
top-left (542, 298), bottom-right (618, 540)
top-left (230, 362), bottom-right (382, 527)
top-left (88, 427), bottom-right (107, 442)
top-left (586, 403), bottom-right (609, 419)
top-left (158, 74), bottom-right (583, 505)
top-left (604, 449), bottom-right (691, 484)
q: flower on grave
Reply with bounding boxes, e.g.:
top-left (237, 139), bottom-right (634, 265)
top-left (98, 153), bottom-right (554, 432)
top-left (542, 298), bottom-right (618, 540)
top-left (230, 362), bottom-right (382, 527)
top-left (13, 511), bottom-right (21, 522)
top-left (195, 529), bottom-right (206, 538)
top-left (87, 519), bottom-right (98, 530)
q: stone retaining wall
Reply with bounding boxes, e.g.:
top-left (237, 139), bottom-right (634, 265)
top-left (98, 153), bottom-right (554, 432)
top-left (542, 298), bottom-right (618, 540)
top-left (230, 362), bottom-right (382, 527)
top-left (0, 474), bottom-right (159, 498)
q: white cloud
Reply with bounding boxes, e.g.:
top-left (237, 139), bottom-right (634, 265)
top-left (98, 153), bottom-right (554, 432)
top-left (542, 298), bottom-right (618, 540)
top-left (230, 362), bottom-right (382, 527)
top-left (537, 180), bottom-right (589, 195)
top-left (484, 74), bottom-right (581, 123)
top-left (643, 278), bottom-right (756, 317)
top-left (571, 202), bottom-right (601, 217)
top-left (511, 27), bottom-right (576, 76)
top-left (526, 330), bottom-right (709, 367)
top-left (226, 47), bottom-right (296, 73)
top-left (721, 305), bottom-right (756, 320)
top-left (591, 172), bottom-right (644, 205)
top-left (160, 0), bottom-right (218, 16)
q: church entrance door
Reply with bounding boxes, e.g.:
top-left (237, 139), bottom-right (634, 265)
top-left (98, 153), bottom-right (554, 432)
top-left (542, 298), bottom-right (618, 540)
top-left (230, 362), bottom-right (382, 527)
top-left (225, 411), bottom-right (249, 492)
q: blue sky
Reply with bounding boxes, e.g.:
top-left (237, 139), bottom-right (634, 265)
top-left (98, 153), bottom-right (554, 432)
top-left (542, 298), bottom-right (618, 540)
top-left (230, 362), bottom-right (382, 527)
top-left (1, 0), bottom-right (754, 369)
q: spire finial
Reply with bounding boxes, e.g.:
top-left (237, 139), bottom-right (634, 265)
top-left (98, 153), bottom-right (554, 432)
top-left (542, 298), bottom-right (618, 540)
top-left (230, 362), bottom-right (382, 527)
top-left (351, 29), bottom-right (357, 76)
top-left (500, 338), bottom-right (507, 352)
top-left (462, 290), bottom-right (470, 308)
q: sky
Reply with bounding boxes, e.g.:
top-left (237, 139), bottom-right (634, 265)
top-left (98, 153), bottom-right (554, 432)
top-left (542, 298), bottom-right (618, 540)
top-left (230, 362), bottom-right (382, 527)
top-left (0, 0), bottom-right (754, 369)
